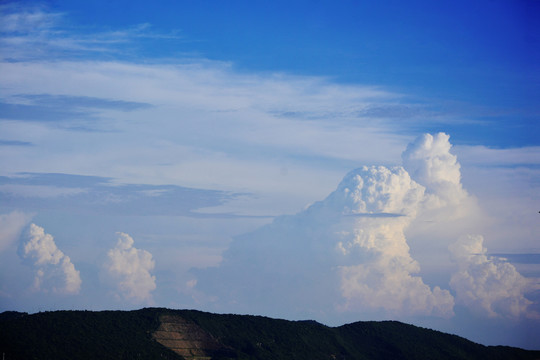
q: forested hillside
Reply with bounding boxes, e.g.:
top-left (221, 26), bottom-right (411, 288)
top-left (0, 308), bottom-right (538, 360)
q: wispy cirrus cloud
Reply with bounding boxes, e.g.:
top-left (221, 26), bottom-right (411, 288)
top-left (0, 52), bottom-right (537, 218)
top-left (0, 57), bottom-right (413, 214)
top-left (9, 94), bottom-right (152, 111)
top-left (0, 3), bottom-right (60, 33)
top-left (0, 3), bottom-right (182, 60)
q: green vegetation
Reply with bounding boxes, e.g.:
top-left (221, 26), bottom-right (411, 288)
top-left (0, 308), bottom-right (538, 360)
top-left (0, 308), bottom-right (181, 360)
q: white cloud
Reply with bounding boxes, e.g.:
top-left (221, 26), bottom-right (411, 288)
top-left (449, 234), bottom-right (537, 319)
top-left (0, 3), bottom-right (180, 60)
top-left (332, 166), bottom-right (454, 317)
top-left (195, 132), bottom-right (539, 321)
top-left (0, 3), bottom-right (60, 33)
top-left (402, 132), bottom-right (467, 208)
top-left (0, 59), bottom-right (411, 216)
top-left (0, 211), bottom-right (32, 252)
top-left (340, 258), bottom-right (454, 317)
top-left (22, 223), bottom-right (81, 294)
top-left (327, 166), bottom-right (425, 216)
top-left (196, 164), bottom-right (455, 319)
top-left (401, 134), bottom-right (540, 319)
top-left (0, 3), bottom-right (537, 337)
top-left (105, 232), bottom-right (156, 303)
top-left (402, 132), bottom-right (483, 249)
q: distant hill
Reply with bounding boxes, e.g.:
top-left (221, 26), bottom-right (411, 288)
top-left (0, 308), bottom-right (538, 360)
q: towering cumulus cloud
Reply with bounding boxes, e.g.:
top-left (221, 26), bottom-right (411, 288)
top-left (195, 132), bottom-right (536, 321)
top-left (332, 166), bottom-right (454, 317)
top-left (195, 164), bottom-right (454, 318)
top-left (22, 224), bottom-right (81, 294)
top-left (105, 232), bottom-right (156, 303)
top-left (449, 235), bottom-right (536, 318)
top-left (403, 133), bottom-right (538, 318)
top-left (402, 132), bottom-right (468, 209)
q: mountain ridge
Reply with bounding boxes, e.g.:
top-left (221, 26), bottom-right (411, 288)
top-left (1, 308), bottom-right (538, 359)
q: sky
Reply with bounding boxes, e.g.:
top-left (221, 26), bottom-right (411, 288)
top-left (0, 0), bottom-right (539, 350)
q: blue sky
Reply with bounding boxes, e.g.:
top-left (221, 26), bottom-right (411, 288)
top-left (1, 0), bottom-right (539, 349)
top-left (10, 0), bottom-right (537, 148)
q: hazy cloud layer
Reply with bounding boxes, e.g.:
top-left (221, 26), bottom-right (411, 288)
top-left (3, 20), bottom-right (529, 219)
top-left (22, 223), bottom-right (81, 294)
top-left (0, 173), bottom-right (242, 217)
top-left (0, 211), bottom-right (32, 252)
top-left (105, 232), bottom-right (156, 303)
top-left (0, 94), bottom-right (152, 127)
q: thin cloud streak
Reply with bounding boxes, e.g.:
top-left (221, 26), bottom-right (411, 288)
top-left (0, 3), bottom-right (182, 60)
top-left (0, 173), bottom-right (243, 217)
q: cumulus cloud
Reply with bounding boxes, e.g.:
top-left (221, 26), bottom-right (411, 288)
top-left (402, 132), bottom-right (482, 254)
top-left (325, 166), bottom-right (425, 217)
top-left (402, 132), bottom-right (468, 208)
top-left (195, 164), bottom-right (454, 318)
top-left (195, 132), bottom-right (538, 321)
top-left (340, 256), bottom-right (454, 317)
top-left (105, 232), bottom-right (156, 303)
top-left (402, 133), bottom-right (539, 319)
top-left (331, 166), bottom-right (454, 317)
top-left (449, 234), bottom-right (537, 319)
top-left (22, 223), bottom-right (81, 294)
top-left (0, 211), bottom-right (32, 252)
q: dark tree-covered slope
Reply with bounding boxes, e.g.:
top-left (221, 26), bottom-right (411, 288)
top-left (0, 308), bottom-right (181, 360)
top-left (0, 308), bottom-right (538, 360)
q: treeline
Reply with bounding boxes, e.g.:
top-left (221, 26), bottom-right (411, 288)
top-left (0, 308), bottom-right (538, 360)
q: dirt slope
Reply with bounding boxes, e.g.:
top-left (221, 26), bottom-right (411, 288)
top-left (152, 314), bottom-right (228, 359)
